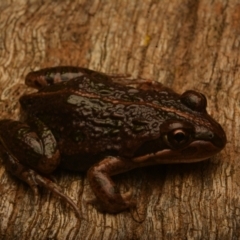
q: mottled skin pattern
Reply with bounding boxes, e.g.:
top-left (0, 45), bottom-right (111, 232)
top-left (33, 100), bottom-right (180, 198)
top-left (0, 66), bottom-right (226, 217)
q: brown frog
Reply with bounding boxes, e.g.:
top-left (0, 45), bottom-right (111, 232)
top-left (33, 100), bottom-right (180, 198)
top-left (0, 66), bottom-right (226, 217)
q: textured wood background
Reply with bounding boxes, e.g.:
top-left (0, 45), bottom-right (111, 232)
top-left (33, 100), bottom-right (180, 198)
top-left (0, 0), bottom-right (239, 239)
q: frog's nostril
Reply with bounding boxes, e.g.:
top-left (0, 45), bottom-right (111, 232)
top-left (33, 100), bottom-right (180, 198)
top-left (208, 132), bottom-right (214, 139)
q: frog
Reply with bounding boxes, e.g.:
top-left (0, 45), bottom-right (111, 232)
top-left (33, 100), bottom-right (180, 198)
top-left (0, 66), bottom-right (226, 217)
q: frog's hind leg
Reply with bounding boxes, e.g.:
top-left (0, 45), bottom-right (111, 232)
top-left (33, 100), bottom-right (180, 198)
top-left (0, 118), bottom-right (60, 172)
top-left (0, 119), bottom-right (81, 219)
top-left (1, 151), bottom-right (82, 219)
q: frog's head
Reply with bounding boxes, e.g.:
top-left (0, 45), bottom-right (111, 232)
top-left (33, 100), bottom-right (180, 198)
top-left (133, 90), bottom-right (227, 164)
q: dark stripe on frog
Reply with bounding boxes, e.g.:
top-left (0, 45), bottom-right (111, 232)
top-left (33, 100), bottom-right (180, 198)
top-left (69, 89), bottom-right (213, 129)
top-left (23, 89), bottom-right (213, 131)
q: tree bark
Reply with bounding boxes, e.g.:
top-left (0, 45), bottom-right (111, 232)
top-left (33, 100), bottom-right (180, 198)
top-left (0, 0), bottom-right (238, 239)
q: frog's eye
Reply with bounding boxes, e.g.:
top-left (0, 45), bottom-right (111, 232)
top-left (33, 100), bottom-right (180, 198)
top-left (172, 129), bottom-right (188, 144)
top-left (166, 129), bottom-right (190, 149)
top-left (161, 120), bottom-right (193, 149)
top-left (180, 90), bottom-right (207, 112)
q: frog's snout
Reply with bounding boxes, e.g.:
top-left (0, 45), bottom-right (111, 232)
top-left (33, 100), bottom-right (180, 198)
top-left (211, 129), bottom-right (226, 149)
top-left (195, 124), bottom-right (227, 150)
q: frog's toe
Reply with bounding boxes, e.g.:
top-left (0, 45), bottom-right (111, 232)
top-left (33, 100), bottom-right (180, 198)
top-left (121, 188), bottom-right (134, 204)
top-left (121, 189), bottom-right (136, 208)
top-left (34, 174), bottom-right (83, 219)
top-left (120, 185), bottom-right (136, 207)
top-left (21, 169), bottom-right (40, 204)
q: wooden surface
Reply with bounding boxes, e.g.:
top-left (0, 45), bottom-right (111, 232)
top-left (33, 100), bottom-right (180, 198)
top-left (0, 0), bottom-right (238, 239)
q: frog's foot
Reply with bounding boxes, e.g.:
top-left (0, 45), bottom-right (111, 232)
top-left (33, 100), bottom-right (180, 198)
top-left (3, 152), bottom-right (82, 219)
top-left (34, 174), bottom-right (83, 219)
top-left (86, 187), bottom-right (136, 213)
top-left (102, 188), bottom-right (136, 213)
top-left (87, 156), bottom-right (137, 213)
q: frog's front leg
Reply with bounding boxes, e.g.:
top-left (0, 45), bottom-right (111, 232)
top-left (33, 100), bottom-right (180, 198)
top-left (87, 156), bottom-right (138, 213)
top-left (0, 119), bottom-right (81, 218)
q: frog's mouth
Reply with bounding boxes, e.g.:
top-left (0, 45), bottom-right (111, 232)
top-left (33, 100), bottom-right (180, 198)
top-left (132, 140), bottom-right (225, 164)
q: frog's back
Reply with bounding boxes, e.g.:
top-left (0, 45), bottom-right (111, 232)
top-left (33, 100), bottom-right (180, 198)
top-left (20, 75), bottom-right (218, 160)
top-left (20, 75), bottom-right (175, 157)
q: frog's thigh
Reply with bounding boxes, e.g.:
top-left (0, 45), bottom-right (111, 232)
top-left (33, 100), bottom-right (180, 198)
top-left (87, 156), bottom-right (137, 213)
top-left (0, 119), bottom-right (60, 174)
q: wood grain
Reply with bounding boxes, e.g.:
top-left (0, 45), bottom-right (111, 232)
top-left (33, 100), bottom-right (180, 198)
top-left (0, 0), bottom-right (238, 239)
